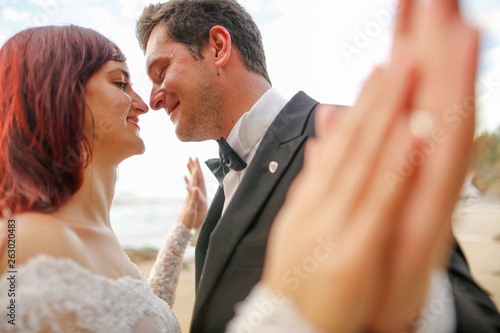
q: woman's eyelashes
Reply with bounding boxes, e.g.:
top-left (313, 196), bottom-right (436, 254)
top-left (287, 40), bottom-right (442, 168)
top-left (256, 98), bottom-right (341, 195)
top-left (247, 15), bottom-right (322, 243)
top-left (114, 81), bottom-right (129, 90)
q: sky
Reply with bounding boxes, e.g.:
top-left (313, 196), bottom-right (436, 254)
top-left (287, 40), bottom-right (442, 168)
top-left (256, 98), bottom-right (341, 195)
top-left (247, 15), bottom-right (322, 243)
top-left (1, 0), bottom-right (500, 190)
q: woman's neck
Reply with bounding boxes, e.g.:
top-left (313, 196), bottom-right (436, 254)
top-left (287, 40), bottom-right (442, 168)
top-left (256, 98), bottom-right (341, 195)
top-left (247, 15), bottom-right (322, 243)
top-left (53, 159), bottom-right (118, 230)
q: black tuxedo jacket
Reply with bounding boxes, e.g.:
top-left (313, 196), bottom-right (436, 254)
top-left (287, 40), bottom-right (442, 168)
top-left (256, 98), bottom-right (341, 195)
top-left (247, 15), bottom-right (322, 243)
top-left (190, 92), bottom-right (500, 333)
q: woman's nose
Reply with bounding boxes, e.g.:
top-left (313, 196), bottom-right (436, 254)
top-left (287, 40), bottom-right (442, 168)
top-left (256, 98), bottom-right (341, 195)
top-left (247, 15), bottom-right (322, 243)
top-left (131, 90), bottom-right (149, 114)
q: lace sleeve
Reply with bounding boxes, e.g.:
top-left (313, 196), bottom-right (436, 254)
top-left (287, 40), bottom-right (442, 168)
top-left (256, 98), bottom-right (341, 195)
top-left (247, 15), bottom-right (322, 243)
top-left (148, 222), bottom-right (192, 306)
top-left (226, 283), bottom-right (326, 333)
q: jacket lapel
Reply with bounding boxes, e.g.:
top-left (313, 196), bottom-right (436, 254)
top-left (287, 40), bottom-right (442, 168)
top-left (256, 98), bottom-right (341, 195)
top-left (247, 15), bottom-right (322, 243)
top-left (193, 92), bottom-right (318, 314)
top-left (194, 186), bottom-right (224, 288)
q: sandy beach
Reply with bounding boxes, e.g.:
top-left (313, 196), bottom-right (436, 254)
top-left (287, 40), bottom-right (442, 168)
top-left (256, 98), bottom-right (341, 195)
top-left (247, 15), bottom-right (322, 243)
top-left (131, 198), bottom-right (500, 332)
top-left (453, 199), bottom-right (500, 309)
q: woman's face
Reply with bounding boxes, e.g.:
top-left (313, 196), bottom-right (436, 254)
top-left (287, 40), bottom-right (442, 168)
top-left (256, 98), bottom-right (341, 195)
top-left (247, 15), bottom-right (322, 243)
top-left (84, 60), bottom-right (148, 163)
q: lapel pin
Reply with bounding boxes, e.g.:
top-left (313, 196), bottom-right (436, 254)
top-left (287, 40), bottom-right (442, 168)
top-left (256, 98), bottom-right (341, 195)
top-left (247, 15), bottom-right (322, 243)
top-left (269, 161), bottom-right (279, 174)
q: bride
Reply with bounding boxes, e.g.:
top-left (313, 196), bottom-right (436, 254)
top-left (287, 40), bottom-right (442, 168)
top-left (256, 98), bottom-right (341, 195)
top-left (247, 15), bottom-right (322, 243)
top-left (0, 0), bottom-right (489, 332)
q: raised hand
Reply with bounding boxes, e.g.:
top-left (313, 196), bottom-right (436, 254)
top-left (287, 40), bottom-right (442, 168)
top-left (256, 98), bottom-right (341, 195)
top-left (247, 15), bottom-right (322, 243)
top-left (261, 0), bottom-right (479, 332)
top-left (367, 0), bottom-right (479, 330)
top-left (177, 157), bottom-right (207, 230)
top-left (262, 54), bottom-right (419, 332)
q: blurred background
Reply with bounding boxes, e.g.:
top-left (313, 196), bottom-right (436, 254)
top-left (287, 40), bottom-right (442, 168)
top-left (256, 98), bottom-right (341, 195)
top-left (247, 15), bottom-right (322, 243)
top-left (1, 1), bottom-right (499, 328)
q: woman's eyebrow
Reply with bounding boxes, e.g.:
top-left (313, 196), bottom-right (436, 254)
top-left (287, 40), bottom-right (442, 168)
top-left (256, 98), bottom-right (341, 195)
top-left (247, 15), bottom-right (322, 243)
top-left (107, 68), bottom-right (130, 79)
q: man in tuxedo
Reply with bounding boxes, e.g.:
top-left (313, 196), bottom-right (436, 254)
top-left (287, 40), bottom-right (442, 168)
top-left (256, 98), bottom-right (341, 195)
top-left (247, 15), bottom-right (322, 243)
top-left (136, 0), bottom-right (500, 332)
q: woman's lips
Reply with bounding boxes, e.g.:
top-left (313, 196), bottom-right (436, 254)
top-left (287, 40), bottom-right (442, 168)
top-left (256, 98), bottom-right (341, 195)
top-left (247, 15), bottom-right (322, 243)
top-left (126, 116), bottom-right (140, 130)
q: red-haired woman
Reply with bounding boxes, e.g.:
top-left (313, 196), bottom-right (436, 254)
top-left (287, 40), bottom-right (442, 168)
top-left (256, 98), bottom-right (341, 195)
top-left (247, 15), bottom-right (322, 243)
top-left (0, 25), bottom-right (208, 332)
top-left (0, 0), bottom-right (491, 331)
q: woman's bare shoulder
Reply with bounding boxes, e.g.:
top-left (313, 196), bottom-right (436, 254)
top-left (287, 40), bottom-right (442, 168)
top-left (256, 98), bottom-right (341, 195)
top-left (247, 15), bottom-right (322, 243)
top-left (0, 213), bottom-right (89, 274)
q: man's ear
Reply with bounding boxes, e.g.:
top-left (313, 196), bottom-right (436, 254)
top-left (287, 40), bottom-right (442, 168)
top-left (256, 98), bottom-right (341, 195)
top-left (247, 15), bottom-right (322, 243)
top-left (207, 25), bottom-right (232, 68)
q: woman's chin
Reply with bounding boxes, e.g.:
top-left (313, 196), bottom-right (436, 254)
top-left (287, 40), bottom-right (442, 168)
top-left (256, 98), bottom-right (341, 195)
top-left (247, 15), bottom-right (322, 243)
top-left (114, 141), bottom-right (146, 164)
top-left (126, 144), bottom-right (146, 158)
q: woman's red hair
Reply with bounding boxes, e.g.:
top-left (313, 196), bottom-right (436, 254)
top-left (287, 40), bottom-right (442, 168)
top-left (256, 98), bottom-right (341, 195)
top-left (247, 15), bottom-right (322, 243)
top-left (0, 25), bottom-right (126, 218)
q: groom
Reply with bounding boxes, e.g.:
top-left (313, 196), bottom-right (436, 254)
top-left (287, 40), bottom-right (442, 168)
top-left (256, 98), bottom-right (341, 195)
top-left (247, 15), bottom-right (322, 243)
top-left (136, 0), bottom-right (500, 332)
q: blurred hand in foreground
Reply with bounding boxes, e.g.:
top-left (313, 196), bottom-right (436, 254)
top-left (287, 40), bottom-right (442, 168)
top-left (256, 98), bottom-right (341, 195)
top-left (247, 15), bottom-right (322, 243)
top-left (262, 0), bottom-right (479, 332)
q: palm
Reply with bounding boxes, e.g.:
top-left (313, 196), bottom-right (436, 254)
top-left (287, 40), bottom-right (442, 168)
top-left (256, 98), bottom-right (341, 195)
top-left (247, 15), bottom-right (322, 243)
top-left (179, 157), bottom-right (207, 230)
top-left (367, 0), bottom-right (479, 331)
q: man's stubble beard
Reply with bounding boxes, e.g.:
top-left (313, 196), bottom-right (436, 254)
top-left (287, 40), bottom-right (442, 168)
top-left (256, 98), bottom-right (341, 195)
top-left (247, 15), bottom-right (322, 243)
top-left (177, 76), bottom-right (225, 142)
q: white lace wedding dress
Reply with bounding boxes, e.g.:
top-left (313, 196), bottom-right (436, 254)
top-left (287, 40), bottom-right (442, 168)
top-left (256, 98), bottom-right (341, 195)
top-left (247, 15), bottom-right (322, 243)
top-left (0, 223), bottom-right (321, 333)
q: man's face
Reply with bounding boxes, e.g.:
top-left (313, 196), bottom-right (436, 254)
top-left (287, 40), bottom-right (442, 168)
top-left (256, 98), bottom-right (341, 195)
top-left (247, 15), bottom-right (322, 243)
top-left (145, 24), bottom-right (223, 142)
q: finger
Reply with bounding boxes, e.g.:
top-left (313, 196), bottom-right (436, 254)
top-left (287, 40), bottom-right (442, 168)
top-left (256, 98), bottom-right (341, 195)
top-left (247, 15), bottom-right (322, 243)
top-left (347, 114), bottom-right (416, 256)
top-left (190, 187), bottom-right (200, 202)
top-left (462, 28), bottom-right (480, 93)
top-left (291, 63), bottom-right (411, 221)
top-left (323, 55), bottom-right (417, 216)
top-left (303, 139), bottom-right (321, 170)
top-left (304, 65), bottom-right (387, 194)
top-left (194, 158), bottom-right (207, 193)
top-left (405, 28), bottom-right (478, 243)
top-left (391, 0), bottom-right (421, 94)
top-left (314, 104), bottom-right (339, 140)
top-left (392, 0), bottom-right (418, 64)
top-left (394, 0), bottom-right (415, 36)
top-left (297, 67), bottom-right (388, 208)
top-left (334, 118), bottom-right (417, 327)
top-left (429, 218), bottom-right (454, 269)
top-left (191, 168), bottom-right (200, 187)
top-left (187, 157), bottom-right (194, 173)
top-left (431, 0), bottom-right (460, 20)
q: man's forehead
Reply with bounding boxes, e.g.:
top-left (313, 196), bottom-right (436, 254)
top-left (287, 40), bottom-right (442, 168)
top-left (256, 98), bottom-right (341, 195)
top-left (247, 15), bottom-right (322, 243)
top-left (145, 25), bottom-right (168, 60)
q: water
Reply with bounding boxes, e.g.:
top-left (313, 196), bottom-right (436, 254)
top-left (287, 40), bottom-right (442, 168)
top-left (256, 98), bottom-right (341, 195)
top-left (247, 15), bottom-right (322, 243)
top-left (111, 175), bottom-right (217, 260)
top-left (112, 175), bottom-right (499, 260)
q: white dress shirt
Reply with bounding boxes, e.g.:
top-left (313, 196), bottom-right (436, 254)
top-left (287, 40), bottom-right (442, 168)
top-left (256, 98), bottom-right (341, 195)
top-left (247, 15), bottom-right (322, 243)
top-left (220, 88), bottom-right (455, 333)
top-left (222, 87), bottom-right (287, 214)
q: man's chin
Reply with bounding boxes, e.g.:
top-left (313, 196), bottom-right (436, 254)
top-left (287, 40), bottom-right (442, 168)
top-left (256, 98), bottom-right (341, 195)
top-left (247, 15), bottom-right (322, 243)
top-left (174, 124), bottom-right (188, 142)
top-left (175, 133), bottom-right (204, 143)
top-left (175, 129), bottom-right (212, 143)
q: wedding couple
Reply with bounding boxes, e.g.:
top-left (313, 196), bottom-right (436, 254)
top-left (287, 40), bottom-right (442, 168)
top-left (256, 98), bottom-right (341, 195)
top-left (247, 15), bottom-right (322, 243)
top-left (1, 0), bottom-right (499, 332)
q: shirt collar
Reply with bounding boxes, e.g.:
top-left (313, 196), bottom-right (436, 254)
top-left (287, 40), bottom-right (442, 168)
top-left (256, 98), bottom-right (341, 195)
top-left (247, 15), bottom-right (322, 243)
top-left (226, 88), bottom-right (287, 161)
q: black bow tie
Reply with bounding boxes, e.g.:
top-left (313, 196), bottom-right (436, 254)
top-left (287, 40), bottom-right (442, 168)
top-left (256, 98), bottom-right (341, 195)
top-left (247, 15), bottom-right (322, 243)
top-left (206, 137), bottom-right (247, 184)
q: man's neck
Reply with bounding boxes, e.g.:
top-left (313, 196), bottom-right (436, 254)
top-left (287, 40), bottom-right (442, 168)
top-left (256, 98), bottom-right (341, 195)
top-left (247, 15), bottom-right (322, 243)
top-left (219, 74), bottom-right (271, 139)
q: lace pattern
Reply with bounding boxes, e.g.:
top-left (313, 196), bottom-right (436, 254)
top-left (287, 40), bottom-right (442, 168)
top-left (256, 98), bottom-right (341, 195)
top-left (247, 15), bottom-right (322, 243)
top-left (148, 222), bottom-right (192, 306)
top-left (0, 255), bottom-right (181, 333)
top-left (0, 222), bottom-right (323, 333)
top-left (226, 283), bottom-right (325, 333)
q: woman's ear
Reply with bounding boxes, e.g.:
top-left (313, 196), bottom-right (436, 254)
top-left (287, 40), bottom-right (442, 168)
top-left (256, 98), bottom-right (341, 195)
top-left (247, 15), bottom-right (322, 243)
top-left (207, 25), bottom-right (232, 68)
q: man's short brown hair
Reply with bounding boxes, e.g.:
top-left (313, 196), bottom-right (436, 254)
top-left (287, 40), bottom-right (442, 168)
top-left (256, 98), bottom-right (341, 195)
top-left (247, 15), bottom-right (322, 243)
top-left (136, 0), bottom-right (271, 84)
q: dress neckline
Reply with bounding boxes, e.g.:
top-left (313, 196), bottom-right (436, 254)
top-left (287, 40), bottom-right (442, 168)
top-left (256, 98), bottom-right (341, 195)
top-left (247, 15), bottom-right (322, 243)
top-left (0, 253), bottom-right (145, 282)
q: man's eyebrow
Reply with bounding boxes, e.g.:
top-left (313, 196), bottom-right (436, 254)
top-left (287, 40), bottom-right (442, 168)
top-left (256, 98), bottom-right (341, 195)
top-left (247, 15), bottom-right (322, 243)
top-left (108, 68), bottom-right (130, 79)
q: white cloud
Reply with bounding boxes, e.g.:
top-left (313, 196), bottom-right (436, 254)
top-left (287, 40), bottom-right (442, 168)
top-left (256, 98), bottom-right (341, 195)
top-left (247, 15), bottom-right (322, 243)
top-left (258, 0), bottom-right (395, 104)
top-left (29, 0), bottom-right (60, 6)
top-left (239, 0), bottom-right (263, 14)
top-left (2, 7), bottom-right (31, 23)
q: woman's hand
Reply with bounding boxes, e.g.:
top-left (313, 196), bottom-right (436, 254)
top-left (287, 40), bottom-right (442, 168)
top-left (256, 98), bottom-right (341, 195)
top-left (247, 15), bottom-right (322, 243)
top-left (262, 55), bottom-right (419, 332)
top-left (177, 157), bottom-right (207, 230)
top-left (261, 0), bottom-right (478, 332)
top-left (367, 0), bottom-right (479, 330)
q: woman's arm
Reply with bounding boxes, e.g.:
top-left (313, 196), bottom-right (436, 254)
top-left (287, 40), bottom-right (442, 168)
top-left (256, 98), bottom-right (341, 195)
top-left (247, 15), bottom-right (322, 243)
top-left (148, 158), bottom-right (207, 306)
